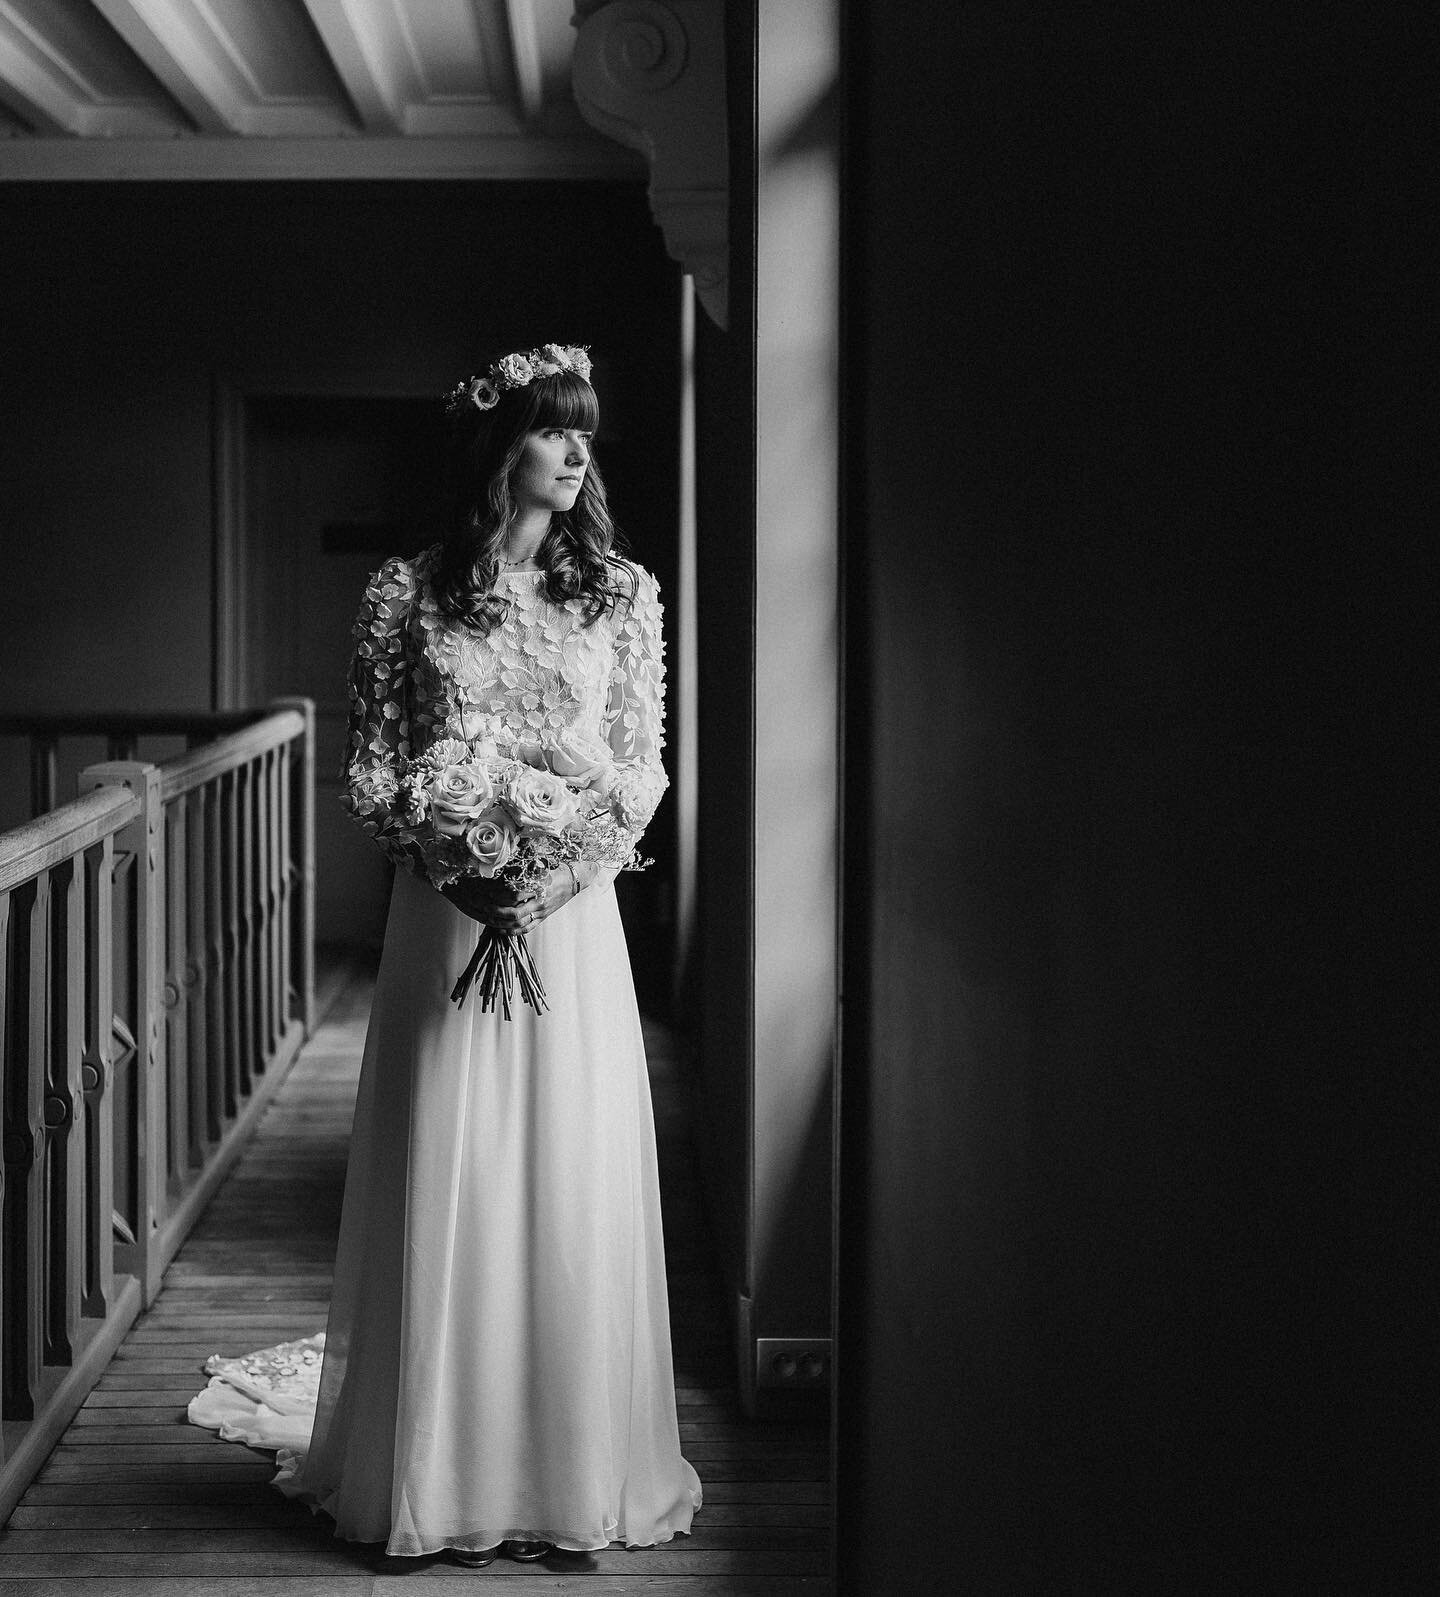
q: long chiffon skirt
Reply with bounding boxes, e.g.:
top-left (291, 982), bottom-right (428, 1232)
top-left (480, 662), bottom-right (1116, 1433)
top-left (286, 868), bottom-right (701, 1556)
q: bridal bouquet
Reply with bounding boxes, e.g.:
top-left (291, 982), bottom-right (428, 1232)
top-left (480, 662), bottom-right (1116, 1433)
top-left (362, 733), bottom-right (652, 1018)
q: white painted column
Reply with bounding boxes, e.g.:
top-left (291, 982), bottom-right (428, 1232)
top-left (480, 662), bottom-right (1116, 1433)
top-left (674, 275), bottom-right (699, 1007)
top-left (752, 0), bottom-right (840, 1353)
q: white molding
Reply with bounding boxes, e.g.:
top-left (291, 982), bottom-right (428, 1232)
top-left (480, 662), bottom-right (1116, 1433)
top-left (572, 0), bottom-right (728, 328)
top-left (400, 99), bottom-right (521, 138)
top-left (0, 132), bottom-right (644, 181)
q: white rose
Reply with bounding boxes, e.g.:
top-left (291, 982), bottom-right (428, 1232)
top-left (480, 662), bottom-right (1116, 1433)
top-left (541, 727), bottom-right (615, 794)
top-left (463, 808), bottom-right (520, 878)
top-left (609, 767), bottom-right (660, 832)
top-left (496, 353), bottom-right (534, 386)
top-left (429, 762), bottom-right (497, 837)
top-left (468, 376), bottom-right (499, 411)
top-left (505, 767), bottom-right (581, 836)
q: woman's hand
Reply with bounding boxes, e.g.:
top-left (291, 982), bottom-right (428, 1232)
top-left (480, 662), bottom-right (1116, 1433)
top-left (441, 863), bottom-right (597, 933)
top-left (513, 862), bottom-right (600, 930)
top-left (441, 875), bottom-right (526, 931)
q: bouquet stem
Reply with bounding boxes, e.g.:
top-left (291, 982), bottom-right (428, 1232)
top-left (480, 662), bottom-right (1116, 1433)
top-left (451, 929), bottom-right (549, 1017)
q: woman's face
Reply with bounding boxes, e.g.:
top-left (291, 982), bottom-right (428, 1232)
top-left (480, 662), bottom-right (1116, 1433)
top-left (510, 426), bottom-right (592, 514)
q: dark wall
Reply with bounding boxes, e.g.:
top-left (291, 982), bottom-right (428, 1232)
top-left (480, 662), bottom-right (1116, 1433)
top-left (0, 181), bottom-right (682, 1006)
top-left (837, 6), bottom-right (1422, 1590)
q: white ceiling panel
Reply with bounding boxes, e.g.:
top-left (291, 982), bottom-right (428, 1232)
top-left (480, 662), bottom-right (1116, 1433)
top-left (0, 0), bottom-right (642, 178)
top-left (395, 0), bottom-right (520, 137)
top-left (0, 0), bottom-right (187, 134)
top-left (4, 0), bottom-right (162, 101)
top-left (397, 0), bottom-right (493, 98)
top-left (91, 0), bottom-right (353, 134)
top-left (0, 91), bottom-right (30, 133)
top-left (196, 0), bottom-right (348, 106)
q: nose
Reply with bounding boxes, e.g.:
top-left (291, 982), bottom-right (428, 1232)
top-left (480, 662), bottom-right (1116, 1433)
top-left (566, 434), bottom-right (589, 465)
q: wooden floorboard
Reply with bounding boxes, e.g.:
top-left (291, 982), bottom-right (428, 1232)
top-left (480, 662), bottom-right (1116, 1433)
top-left (0, 953), bottom-right (833, 1592)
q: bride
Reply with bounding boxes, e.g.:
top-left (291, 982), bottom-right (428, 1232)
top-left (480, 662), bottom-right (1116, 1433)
top-left (190, 343), bottom-right (701, 1567)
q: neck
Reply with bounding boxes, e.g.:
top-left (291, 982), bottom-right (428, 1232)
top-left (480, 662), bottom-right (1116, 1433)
top-left (502, 508), bottom-right (551, 566)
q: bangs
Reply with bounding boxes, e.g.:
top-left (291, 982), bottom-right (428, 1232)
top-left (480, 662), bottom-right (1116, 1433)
top-left (528, 370), bottom-right (600, 432)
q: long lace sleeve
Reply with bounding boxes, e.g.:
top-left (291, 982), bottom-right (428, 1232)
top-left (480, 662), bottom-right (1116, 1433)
top-left (601, 565), bottom-right (669, 846)
top-left (340, 557), bottom-right (427, 877)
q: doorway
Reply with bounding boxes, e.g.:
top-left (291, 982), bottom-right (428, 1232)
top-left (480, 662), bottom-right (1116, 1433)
top-left (237, 392), bottom-right (447, 948)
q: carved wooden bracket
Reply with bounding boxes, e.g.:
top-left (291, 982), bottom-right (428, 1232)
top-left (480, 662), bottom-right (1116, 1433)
top-left (572, 1), bottom-right (729, 329)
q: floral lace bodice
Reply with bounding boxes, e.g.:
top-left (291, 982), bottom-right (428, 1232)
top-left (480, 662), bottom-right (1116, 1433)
top-left (343, 547), bottom-right (667, 879)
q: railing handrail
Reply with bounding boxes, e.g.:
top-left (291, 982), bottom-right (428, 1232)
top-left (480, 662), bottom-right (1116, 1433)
top-left (0, 711), bottom-right (264, 738)
top-left (0, 785), bottom-right (140, 893)
top-left (157, 709), bottom-right (306, 803)
top-left (2, 706), bottom-right (297, 821)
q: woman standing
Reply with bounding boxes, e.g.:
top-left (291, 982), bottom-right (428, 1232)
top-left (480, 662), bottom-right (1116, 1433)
top-left (289, 344), bottom-right (700, 1563)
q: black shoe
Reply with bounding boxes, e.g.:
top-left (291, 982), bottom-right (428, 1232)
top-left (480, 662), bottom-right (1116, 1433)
top-left (448, 1545), bottom-right (499, 1567)
top-left (503, 1539), bottom-right (555, 1561)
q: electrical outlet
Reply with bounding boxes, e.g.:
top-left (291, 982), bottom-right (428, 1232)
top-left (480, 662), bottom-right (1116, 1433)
top-left (755, 1337), bottom-right (832, 1389)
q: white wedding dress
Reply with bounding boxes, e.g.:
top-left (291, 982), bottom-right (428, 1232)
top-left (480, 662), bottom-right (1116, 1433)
top-left (188, 550), bottom-right (701, 1557)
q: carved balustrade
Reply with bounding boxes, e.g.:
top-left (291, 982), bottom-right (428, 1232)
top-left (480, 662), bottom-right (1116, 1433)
top-left (0, 701), bottom-right (315, 1521)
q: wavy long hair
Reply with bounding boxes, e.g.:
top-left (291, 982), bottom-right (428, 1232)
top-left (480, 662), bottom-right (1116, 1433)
top-left (434, 368), bottom-right (635, 633)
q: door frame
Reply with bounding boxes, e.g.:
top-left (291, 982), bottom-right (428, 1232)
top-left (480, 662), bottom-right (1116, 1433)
top-left (211, 367), bottom-right (441, 712)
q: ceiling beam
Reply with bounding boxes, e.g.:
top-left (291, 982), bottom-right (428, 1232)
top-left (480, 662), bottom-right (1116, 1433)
top-left (89, 0), bottom-right (243, 133)
top-left (0, 72), bottom-right (68, 136)
top-left (503, 0), bottom-right (546, 127)
top-left (0, 132), bottom-right (646, 182)
top-left (0, 5), bottom-right (81, 134)
top-left (299, 0), bottom-right (400, 134)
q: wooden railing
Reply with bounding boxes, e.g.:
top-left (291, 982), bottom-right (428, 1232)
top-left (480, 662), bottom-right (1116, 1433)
top-left (6, 711), bottom-right (274, 823)
top-left (0, 701), bottom-right (315, 1520)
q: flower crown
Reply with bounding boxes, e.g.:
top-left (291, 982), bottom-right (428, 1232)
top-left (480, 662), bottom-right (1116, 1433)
top-left (444, 343), bottom-right (593, 415)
